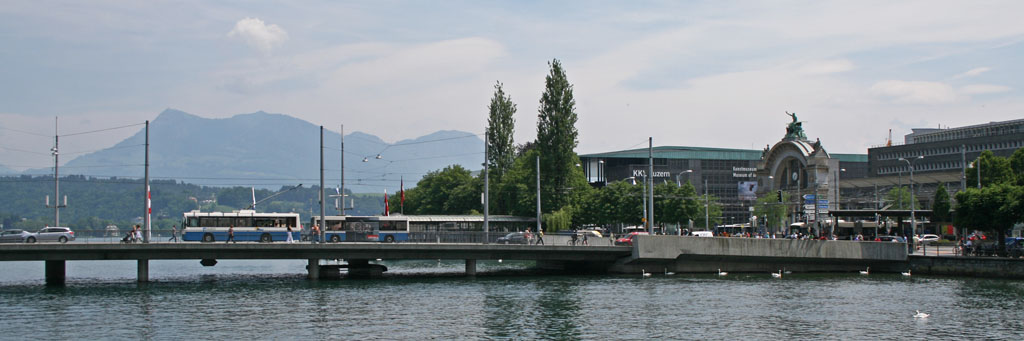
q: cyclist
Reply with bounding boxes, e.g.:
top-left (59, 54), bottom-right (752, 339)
top-left (570, 231), bottom-right (578, 246)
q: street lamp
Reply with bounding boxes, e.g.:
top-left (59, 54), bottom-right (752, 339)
top-left (625, 176), bottom-right (647, 227)
top-left (598, 160), bottom-right (605, 185)
top-left (899, 156), bottom-right (924, 252)
top-left (676, 169), bottom-right (693, 187)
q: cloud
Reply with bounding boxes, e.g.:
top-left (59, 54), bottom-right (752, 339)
top-left (869, 80), bottom-right (958, 104)
top-left (228, 17), bottom-right (288, 53)
top-left (797, 59), bottom-right (855, 75)
top-left (953, 67), bottom-right (991, 79)
top-left (960, 84), bottom-right (1011, 94)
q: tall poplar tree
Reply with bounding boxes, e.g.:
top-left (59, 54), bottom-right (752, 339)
top-left (486, 81), bottom-right (517, 181)
top-left (536, 59), bottom-right (584, 212)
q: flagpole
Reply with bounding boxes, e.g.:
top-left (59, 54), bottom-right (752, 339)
top-left (400, 176), bottom-right (405, 215)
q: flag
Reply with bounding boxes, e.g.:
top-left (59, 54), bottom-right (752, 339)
top-left (384, 189), bottom-right (390, 216)
top-left (400, 176), bottom-right (405, 207)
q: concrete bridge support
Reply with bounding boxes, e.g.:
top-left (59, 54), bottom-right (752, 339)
top-left (137, 260), bottom-right (149, 282)
top-left (307, 259), bottom-right (320, 280)
top-left (465, 259), bottom-right (476, 276)
top-left (45, 260), bottom-right (65, 286)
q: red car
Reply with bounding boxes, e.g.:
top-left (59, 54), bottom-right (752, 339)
top-left (615, 232), bottom-right (649, 246)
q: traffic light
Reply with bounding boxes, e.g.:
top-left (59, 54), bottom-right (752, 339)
top-left (777, 190), bottom-right (783, 203)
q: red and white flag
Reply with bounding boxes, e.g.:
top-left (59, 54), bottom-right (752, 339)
top-left (400, 177), bottom-right (405, 208)
top-left (384, 189), bottom-right (390, 216)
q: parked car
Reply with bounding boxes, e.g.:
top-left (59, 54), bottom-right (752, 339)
top-left (35, 227), bottom-right (75, 243)
top-left (876, 235), bottom-right (906, 243)
top-left (496, 232), bottom-right (528, 244)
top-left (0, 230), bottom-right (37, 243)
top-left (915, 234), bottom-right (940, 244)
top-left (615, 232), bottom-right (649, 246)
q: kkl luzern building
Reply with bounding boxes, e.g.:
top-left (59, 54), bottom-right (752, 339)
top-left (580, 114), bottom-right (867, 233)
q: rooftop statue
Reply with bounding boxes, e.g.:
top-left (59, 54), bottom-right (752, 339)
top-left (784, 111), bottom-right (807, 140)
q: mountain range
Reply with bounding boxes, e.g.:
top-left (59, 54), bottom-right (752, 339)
top-left (21, 109), bottom-right (484, 193)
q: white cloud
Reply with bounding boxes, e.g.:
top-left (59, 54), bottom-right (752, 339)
top-left (961, 84), bottom-right (1011, 94)
top-left (797, 59), bottom-right (855, 75)
top-left (228, 17), bottom-right (288, 53)
top-left (869, 80), bottom-right (959, 104)
top-left (953, 67), bottom-right (991, 79)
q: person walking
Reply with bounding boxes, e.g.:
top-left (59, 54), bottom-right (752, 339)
top-left (311, 224), bottom-right (320, 243)
top-left (133, 225), bottom-right (142, 243)
top-left (286, 225), bottom-right (295, 243)
top-left (536, 228), bottom-right (545, 245)
top-left (226, 225), bottom-right (235, 244)
top-left (168, 225), bottom-right (178, 243)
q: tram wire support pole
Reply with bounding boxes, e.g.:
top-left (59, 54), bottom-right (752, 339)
top-left (648, 137), bottom-right (654, 234)
top-left (483, 130), bottom-right (489, 244)
top-left (320, 126), bottom-right (326, 244)
top-left (144, 120), bottom-right (150, 243)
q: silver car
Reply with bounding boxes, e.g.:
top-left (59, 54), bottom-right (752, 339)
top-left (35, 227), bottom-right (76, 243)
top-left (0, 230), bottom-right (36, 243)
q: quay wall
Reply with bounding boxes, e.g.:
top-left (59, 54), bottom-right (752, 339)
top-left (909, 255), bottom-right (1024, 279)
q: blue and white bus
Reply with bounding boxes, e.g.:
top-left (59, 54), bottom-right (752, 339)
top-left (182, 210), bottom-right (301, 242)
top-left (310, 215), bottom-right (536, 243)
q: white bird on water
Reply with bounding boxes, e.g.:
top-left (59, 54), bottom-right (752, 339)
top-left (771, 270), bottom-right (782, 278)
top-left (913, 310), bottom-right (929, 318)
top-left (642, 269), bottom-right (651, 278)
top-left (902, 270), bottom-right (911, 276)
top-left (664, 268), bottom-right (675, 276)
top-left (717, 269), bottom-right (728, 276)
top-left (859, 267), bottom-right (870, 275)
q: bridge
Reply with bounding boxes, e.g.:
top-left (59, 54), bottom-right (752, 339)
top-left (0, 242), bottom-right (631, 285)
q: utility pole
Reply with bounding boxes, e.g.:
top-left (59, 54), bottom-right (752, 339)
top-left (46, 117), bottom-right (66, 227)
top-left (341, 124), bottom-right (345, 216)
top-left (648, 137), bottom-right (654, 234)
top-left (319, 126), bottom-right (326, 243)
top-left (704, 178), bottom-right (709, 231)
top-left (144, 120), bottom-right (150, 243)
top-left (483, 130), bottom-right (489, 244)
top-left (536, 155), bottom-right (541, 235)
top-left (960, 144), bottom-right (966, 191)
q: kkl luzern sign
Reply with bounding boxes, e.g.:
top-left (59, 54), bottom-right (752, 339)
top-left (631, 167), bottom-right (672, 179)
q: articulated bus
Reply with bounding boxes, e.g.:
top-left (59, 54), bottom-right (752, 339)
top-left (310, 215), bottom-right (536, 243)
top-left (182, 210), bottom-right (301, 242)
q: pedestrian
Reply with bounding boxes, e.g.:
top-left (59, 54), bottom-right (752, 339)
top-left (169, 225), bottom-right (178, 243)
top-left (536, 228), bottom-right (545, 245)
top-left (311, 224), bottom-right (320, 243)
top-left (133, 225), bottom-right (142, 243)
top-left (286, 225), bottom-right (294, 243)
top-left (226, 225), bottom-right (235, 243)
top-left (524, 228), bottom-right (532, 244)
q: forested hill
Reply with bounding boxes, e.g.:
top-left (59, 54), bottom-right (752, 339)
top-left (0, 175), bottom-right (386, 233)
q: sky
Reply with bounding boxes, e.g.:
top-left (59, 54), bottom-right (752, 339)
top-left (2, 0), bottom-right (1023, 172)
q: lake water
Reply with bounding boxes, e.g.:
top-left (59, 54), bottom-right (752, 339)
top-left (1, 259), bottom-right (1022, 340)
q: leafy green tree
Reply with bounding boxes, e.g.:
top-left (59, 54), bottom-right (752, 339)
top-left (535, 58), bottom-right (584, 212)
top-left (955, 183), bottom-right (1024, 256)
top-left (885, 186), bottom-right (915, 210)
top-left (967, 150), bottom-right (1014, 187)
top-left (693, 194), bottom-right (723, 230)
top-left (932, 185), bottom-right (951, 223)
top-left (404, 165), bottom-right (481, 215)
top-left (754, 191), bottom-right (790, 233)
top-left (654, 181), bottom-right (700, 231)
top-left (1009, 147), bottom-right (1024, 185)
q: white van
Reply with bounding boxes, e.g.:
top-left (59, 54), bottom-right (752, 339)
top-left (690, 231), bottom-right (713, 237)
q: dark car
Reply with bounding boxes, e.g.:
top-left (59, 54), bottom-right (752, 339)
top-left (0, 230), bottom-right (36, 243)
top-left (615, 232), bottom-right (649, 246)
top-left (35, 227), bottom-right (76, 243)
top-left (496, 232), bottom-right (528, 244)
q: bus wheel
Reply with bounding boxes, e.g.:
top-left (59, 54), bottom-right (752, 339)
top-left (330, 235), bottom-right (340, 243)
top-left (260, 233), bottom-right (272, 243)
top-left (202, 233), bottom-right (214, 243)
top-left (385, 235), bottom-right (395, 243)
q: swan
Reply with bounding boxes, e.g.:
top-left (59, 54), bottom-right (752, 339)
top-left (783, 268), bottom-right (792, 275)
top-left (717, 269), bottom-right (728, 276)
top-left (859, 267), bottom-right (870, 275)
top-left (664, 268), bottom-right (675, 276)
top-left (913, 310), bottom-right (929, 318)
top-left (902, 270), bottom-right (911, 276)
top-left (771, 270), bottom-right (782, 278)
top-left (642, 269), bottom-right (652, 278)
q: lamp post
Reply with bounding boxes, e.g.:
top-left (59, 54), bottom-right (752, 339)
top-left (676, 169), bottom-right (693, 187)
top-left (899, 156), bottom-right (924, 252)
top-left (598, 160), bottom-right (605, 186)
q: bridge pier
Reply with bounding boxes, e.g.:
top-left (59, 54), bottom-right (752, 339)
top-left (465, 259), bottom-right (476, 276)
top-left (45, 260), bottom-right (65, 286)
top-left (137, 260), bottom-right (149, 282)
top-left (307, 259), bottom-right (320, 280)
